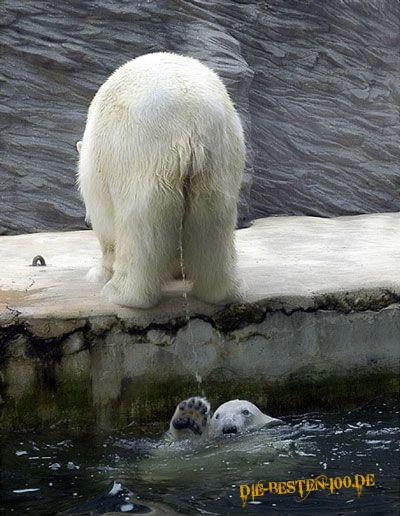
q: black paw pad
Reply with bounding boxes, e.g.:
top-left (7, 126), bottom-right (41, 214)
top-left (173, 417), bottom-right (189, 430)
top-left (172, 416), bottom-right (202, 435)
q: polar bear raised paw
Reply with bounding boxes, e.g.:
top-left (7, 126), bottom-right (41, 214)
top-left (168, 397), bottom-right (211, 439)
top-left (168, 397), bottom-right (283, 441)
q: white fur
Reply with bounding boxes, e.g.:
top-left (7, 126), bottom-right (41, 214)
top-left (208, 399), bottom-right (282, 437)
top-left (168, 397), bottom-right (282, 441)
top-left (77, 52), bottom-right (245, 308)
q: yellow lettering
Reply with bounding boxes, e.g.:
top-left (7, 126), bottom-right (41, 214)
top-left (254, 481), bottom-right (265, 498)
top-left (268, 482), bottom-right (279, 493)
top-left (342, 476), bottom-right (352, 488)
top-left (286, 480), bottom-right (296, 494)
top-left (315, 474), bottom-right (328, 491)
top-left (278, 482), bottom-right (287, 494)
top-left (334, 476), bottom-right (343, 490)
top-left (353, 474), bottom-right (366, 497)
top-left (239, 484), bottom-right (250, 507)
top-left (241, 471), bottom-right (373, 504)
top-left (297, 479), bottom-right (306, 499)
top-left (365, 474), bottom-right (375, 487)
top-left (306, 479), bottom-right (316, 492)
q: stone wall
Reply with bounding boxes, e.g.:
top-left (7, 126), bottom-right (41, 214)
top-left (1, 0), bottom-right (399, 234)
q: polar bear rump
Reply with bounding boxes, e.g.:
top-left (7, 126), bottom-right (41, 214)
top-left (77, 52), bottom-right (245, 308)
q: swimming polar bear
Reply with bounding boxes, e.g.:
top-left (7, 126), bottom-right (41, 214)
top-left (77, 52), bottom-right (245, 309)
top-left (167, 397), bottom-right (283, 441)
top-left (133, 397), bottom-right (287, 483)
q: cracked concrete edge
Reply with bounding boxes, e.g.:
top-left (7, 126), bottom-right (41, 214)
top-left (1, 305), bottom-right (21, 325)
top-left (0, 286), bottom-right (399, 342)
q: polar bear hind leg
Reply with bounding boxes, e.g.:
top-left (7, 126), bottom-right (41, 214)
top-left (78, 145), bottom-right (115, 284)
top-left (183, 189), bottom-right (242, 305)
top-left (182, 123), bottom-right (243, 305)
top-left (102, 177), bottom-right (184, 309)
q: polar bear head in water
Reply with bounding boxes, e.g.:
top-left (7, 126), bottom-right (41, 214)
top-left (208, 399), bottom-right (282, 437)
top-left (168, 397), bottom-right (283, 441)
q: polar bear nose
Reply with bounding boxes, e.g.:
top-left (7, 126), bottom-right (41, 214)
top-left (222, 424), bottom-right (238, 434)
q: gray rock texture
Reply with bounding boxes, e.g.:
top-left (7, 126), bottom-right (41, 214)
top-left (1, 1), bottom-right (399, 234)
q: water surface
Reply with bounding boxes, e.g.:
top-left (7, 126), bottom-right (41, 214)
top-left (1, 397), bottom-right (398, 515)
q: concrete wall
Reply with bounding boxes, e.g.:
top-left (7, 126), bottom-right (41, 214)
top-left (1, 304), bottom-right (399, 431)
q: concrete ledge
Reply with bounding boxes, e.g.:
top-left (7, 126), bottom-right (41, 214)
top-left (0, 213), bottom-right (399, 431)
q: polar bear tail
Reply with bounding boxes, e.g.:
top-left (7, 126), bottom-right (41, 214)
top-left (157, 136), bottom-right (207, 205)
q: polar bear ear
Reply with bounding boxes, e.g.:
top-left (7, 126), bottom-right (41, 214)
top-left (76, 141), bottom-right (82, 154)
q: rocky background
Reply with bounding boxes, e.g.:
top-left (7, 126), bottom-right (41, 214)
top-left (1, 0), bottom-right (399, 234)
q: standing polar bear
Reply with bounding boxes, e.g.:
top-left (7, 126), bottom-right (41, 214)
top-left (78, 52), bottom-right (245, 308)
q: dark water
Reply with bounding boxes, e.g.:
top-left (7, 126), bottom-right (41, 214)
top-left (1, 397), bottom-right (399, 515)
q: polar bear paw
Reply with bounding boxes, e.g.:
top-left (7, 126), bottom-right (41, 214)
top-left (192, 280), bottom-right (243, 305)
top-left (102, 277), bottom-right (161, 309)
top-left (170, 397), bottom-right (210, 437)
top-left (86, 265), bottom-right (113, 283)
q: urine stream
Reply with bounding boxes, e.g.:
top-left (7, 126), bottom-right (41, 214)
top-left (178, 230), bottom-right (203, 389)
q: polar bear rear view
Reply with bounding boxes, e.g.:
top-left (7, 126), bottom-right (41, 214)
top-left (78, 52), bottom-right (245, 308)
